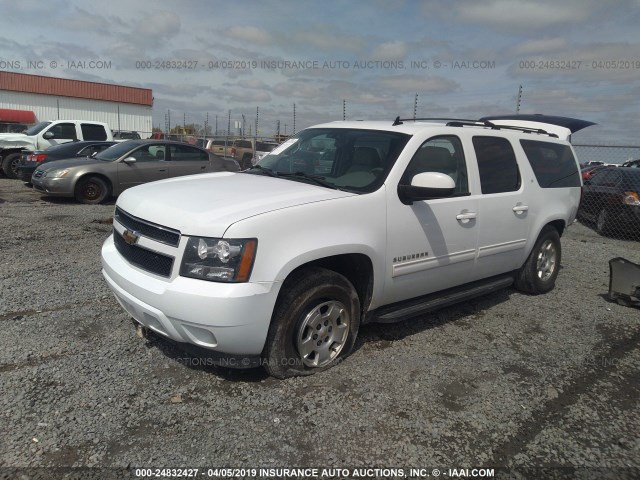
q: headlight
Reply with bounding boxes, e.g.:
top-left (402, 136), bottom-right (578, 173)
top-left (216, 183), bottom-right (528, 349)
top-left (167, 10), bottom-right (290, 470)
top-left (48, 169), bottom-right (70, 178)
top-left (180, 237), bottom-right (257, 282)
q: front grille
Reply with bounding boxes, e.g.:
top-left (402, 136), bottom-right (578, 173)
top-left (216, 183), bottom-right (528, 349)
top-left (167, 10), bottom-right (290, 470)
top-left (114, 230), bottom-right (174, 277)
top-left (114, 207), bottom-right (180, 246)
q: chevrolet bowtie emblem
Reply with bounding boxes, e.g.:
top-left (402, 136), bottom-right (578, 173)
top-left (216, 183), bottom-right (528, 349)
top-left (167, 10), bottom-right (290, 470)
top-left (122, 229), bottom-right (140, 245)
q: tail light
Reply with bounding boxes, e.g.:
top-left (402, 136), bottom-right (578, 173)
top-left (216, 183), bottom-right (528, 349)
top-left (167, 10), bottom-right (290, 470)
top-left (231, 147), bottom-right (236, 157)
top-left (28, 153), bottom-right (47, 162)
top-left (623, 191), bottom-right (640, 206)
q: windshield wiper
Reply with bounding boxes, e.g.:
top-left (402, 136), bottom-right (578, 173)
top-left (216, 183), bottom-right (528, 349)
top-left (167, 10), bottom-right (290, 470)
top-left (278, 171), bottom-right (337, 189)
top-left (245, 164), bottom-right (279, 177)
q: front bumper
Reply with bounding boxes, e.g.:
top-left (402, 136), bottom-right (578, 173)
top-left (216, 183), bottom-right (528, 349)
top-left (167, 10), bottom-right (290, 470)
top-left (101, 234), bottom-right (279, 357)
top-left (31, 176), bottom-right (74, 196)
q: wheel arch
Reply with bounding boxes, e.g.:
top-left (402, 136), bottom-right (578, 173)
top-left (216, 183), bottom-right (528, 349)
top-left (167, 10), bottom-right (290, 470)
top-left (74, 172), bottom-right (114, 197)
top-left (278, 253), bottom-right (374, 320)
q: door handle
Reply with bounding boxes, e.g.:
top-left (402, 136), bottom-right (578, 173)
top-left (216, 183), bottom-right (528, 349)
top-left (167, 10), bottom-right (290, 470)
top-left (456, 211), bottom-right (477, 221)
top-left (513, 205), bottom-right (529, 213)
top-left (200, 166), bottom-right (206, 169)
top-left (158, 168), bottom-right (167, 172)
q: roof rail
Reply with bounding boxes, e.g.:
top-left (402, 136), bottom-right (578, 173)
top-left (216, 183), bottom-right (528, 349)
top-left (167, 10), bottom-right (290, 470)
top-left (392, 116), bottom-right (558, 137)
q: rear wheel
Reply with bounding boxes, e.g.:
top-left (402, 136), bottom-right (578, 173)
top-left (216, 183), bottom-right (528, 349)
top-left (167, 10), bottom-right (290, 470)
top-left (596, 208), bottom-right (612, 236)
top-left (515, 226), bottom-right (561, 294)
top-left (1, 153), bottom-right (22, 179)
top-left (263, 267), bottom-right (360, 378)
top-left (74, 176), bottom-right (109, 204)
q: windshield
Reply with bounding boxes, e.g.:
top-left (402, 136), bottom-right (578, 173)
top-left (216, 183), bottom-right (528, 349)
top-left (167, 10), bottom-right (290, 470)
top-left (94, 141), bottom-right (139, 161)
top-left (252, 128), bottom-right (410, 193)
top-left (23, 122), bottom-right (52, 136)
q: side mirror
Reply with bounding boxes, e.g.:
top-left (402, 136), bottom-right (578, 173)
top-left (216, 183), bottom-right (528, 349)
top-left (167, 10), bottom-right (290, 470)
top-left (122, 157), bottom-right (137, 164)
top-left (43, 131), bottom-right (55, 140)
top-left (398, 172), bottom-right (456, 205)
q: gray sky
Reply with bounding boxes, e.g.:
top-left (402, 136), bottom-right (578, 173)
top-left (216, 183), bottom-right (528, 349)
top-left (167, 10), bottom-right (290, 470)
top-left (1, 0), bottom-right (639, 143)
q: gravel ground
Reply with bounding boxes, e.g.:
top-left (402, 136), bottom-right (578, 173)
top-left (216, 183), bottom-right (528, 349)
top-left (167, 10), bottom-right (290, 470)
top-left (0, 178), bottom-right (639, 479)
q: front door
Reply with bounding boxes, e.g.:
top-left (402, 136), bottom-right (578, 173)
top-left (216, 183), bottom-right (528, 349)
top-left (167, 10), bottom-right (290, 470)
top-left (384, 135), bottom-right (479, 305)
top-left (116, 144), bottom-right (169, 191)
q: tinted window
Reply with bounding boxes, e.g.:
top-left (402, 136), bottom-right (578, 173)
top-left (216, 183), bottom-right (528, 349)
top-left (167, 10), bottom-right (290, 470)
top-left (473, 136), bottom-right (520, 194)
top-left (49, 123), bottom-right (77, 140)
top-left (170, 145), bottom-right (208, 161)
top-left (131, 144), bottom-right (166, 162)
top-left (81, 124), bottom-right (108, 140)
top-left (235, 140), bottom-right (252, 148)
top-left (520, 140), bottom-right (580, 188)
top-left (79, 143), bottom-right (112, 157)
top-left (403, 136), bottom-right (469, 195)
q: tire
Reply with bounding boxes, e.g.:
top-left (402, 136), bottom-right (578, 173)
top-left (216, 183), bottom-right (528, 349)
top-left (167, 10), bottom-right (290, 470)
top-left (515, 226), bottom-right (561, 295)
top-left (596, 208), bottom-right (612, 236)
top-left (241, 153), bottom-right (253, 170)
top-left (1, 153), bottom-right (22, 179)
top-left (262, 267), bottom-right (360, 379)
top-left (74, 176), bottom-right (109, 204)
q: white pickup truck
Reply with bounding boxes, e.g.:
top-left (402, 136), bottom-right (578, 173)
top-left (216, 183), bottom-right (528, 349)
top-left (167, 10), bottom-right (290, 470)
top-left (101, 114), bottom-right (593, 378)
top-left (0, 120), bottom-right (113, 178)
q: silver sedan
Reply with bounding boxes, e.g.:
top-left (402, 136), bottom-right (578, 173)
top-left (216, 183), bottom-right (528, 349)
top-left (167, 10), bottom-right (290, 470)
top-left (31, 140), bottom-right (239, 204)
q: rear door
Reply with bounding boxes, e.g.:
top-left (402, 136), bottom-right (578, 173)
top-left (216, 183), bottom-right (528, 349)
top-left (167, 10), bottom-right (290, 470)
top-left (116, 143), bottom-right (169, 190)
top-left (167, 144), bottom-right (211, 177)
top-left (472, 136), bottom-right (529, 277)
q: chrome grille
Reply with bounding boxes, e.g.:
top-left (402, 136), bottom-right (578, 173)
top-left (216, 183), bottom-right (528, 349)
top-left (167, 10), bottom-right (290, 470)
top-left (114, 207), bottom-right (181, 247)
top-left (113, 230), bottom-right (174, 277)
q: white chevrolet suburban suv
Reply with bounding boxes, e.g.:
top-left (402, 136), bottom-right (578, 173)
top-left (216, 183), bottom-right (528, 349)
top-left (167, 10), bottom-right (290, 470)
top-left (101, 114), bottom-right (593, 378)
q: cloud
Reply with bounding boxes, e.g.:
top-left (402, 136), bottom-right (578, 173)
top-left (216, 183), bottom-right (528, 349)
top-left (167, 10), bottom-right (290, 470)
top-left (379, 75), bottom-right (458, 93)
top-left (371, 41), bottom-right (408, 61)
top-left (136, 12), bottom-right (181, 41)
top-left (224, 26), bottom-right (273, 45)
top-left (508, 38), bottom-right (568, 56)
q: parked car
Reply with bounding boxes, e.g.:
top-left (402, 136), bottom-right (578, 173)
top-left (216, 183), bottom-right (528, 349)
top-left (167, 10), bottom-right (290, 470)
top-left (252, 141), bottom-right (280, 165)
top-left (0, 120), bottom-right (113, 179)
top-left (195, 138), bottom-right (234, 158)
top-left (31, 140), bottom-right (239, 204)
top-left (581, 164), bottom-right (607, 182)
top-left (578, 167), bottom-right (640, 236)
top-left (101, 114), bottom-right (592, 378)
top-left (622, 159), bottom-right (640, 168)
top-left (17, 141), bottom-right (117, 182)
top-left (113, 130), bottom-right (141, 141)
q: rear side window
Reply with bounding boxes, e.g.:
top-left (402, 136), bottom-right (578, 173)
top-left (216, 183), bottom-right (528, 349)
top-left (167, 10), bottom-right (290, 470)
top-left (170, 145), bottom-right (209, 162)
top-left (473, 136), bottom-right (520, 194)
top-left (81, 124), bottom-right (108, 140)
top-left (520, 140), bottom-right (580, 188)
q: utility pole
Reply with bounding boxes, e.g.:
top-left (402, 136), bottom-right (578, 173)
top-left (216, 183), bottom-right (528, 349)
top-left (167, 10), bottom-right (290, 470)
top-left (276, 120), bottom-right (280, 138)
top-left (293, 103), bottom-right (296, 134)
top-left (227, 110), bottom-right (231, 138)
top-left (516, 85), bottom-right (523, 113)
top-left (255, 106), bottom-right (259, 140)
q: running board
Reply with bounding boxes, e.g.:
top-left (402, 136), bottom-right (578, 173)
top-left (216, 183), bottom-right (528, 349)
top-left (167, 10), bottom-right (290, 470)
top-left (370, 274), bottom-right (515, 324)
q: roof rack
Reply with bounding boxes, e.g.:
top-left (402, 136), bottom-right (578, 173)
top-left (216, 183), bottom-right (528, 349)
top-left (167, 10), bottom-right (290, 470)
top-left (392, 116), bottom-right (558, 138)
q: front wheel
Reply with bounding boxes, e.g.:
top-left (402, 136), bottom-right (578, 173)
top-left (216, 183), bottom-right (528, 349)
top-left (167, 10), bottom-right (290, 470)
top-left (74, 176), bottom-right (109, 204)
top-left (515, 226), bottom-right (561, 294)
top-left (262, 267), bottom-right (360, 378)
top-left (2, 153), bottom-right (22, 179)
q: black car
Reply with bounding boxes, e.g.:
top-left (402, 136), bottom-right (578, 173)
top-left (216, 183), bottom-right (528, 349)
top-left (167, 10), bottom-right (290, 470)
top-left (579, 167), bottom-right (640, 237)
top-left (17, 141), bottom-right (116, 182)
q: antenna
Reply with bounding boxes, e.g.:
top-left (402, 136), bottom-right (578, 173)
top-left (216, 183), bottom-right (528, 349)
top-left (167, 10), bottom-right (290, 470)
top-left (413, 93), bottom-right (418, 120)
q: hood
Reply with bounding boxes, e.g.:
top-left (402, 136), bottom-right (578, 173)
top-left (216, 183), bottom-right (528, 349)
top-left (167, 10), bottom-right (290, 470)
top-left (38, 157), bottom-right (103, 170)
top-left (117, 172), bottom-right (355, 237)
top-left (0, 133), bottom-right (35, 148)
